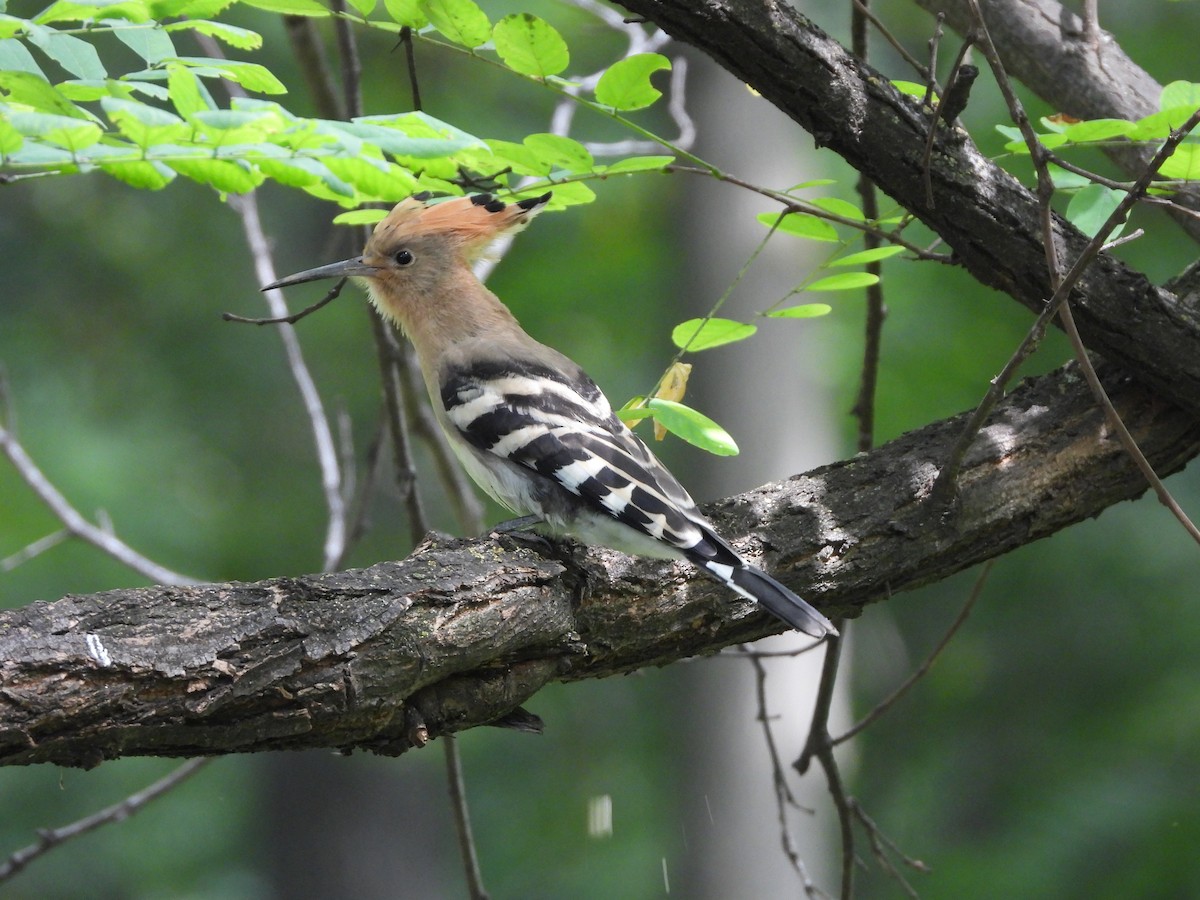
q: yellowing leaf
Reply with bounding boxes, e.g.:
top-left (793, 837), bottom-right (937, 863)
top-left (652, 362), bottom-right (692, 441)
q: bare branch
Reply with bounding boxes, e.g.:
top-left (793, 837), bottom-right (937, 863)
top-left (0, 758), bottom-right (211, 884)
top-left (0, 406), bottom-right (198, 587)
top-left (229, 192), bottom-right (349, 571)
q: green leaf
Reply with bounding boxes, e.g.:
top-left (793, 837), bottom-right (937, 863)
top-left (36, 0), bottom-right (150, 24)
top-left (481, 138), bottom-right (548, 176)
top-left (997, 126), bottom-right (1068, 153)
top-left (1160, 80), bottom-right (1200, 115)
top-left (524, 132), bottom-right (593, 173)
top-left (1047, 163), bottom-right (1092, 191)
top-left (333, 208), bottom-right (388, 225)
top-left (1065, 183), bottom-right (1125, 238)
top-left (170, 57), bottom-right (286, 94)
top-left (168, 156), bottom-right (262, 193)
top-left (520, 179), bottom-right (593, 206)
top-left (25, 26), bottom-right (107, 79)
top-left (383, 0), bottom-right (426, 27)
top-left (766, 303), bottom-right (832, 318)
top-left (0, 117), bottom-right (23, 153)
top-left (830, 245), bottom-right (905, 266)
top-left (891, 79), bottom-right (933, 101)
top-left (644, 399), bottom-right (738, 456)
top-left (805, 272), bottom-right (879, 292)
top-left (671, 317), bottom-right (756, 352)
top-left (492, 13), bottom-right (568, 78)
top-left (101, 95), bottom-right (185, 146)
top-left (239, 0), bottom-right (329, 13)
top-left (420, 0), bottom-right (490, 48)
top-left (324, 155), bottom-right (416, 200)
top-left (4, 140), bottom-right (76, 167)
top-left (254, 156), bottom-right (327, 188)
top-left (615, 397), bottom-right (652, 425)
top-left (0, 38), bottom-right (46, 77)
top-left (594, 52), bottom-right (670, 111)
top-left (113, 23), bottom-right (175, 63)
top-left (7, 111), bottom-right (100, 149)
top-left (602, 154), bottom-right (674, 173)
top-left (1159, 143), bottom-right (1200, 181)
top-left (1062, 118), bottom-right (1135, 144)
top-left (165, 20), bottom-right (262, 51)
top-left (1129, 108), bottom-right (1187, 141)
top-left (55, 78), bottom-right (116, 100)
top-left (344, 0), bottom-right (374, 15)
top-left (167, 63), bottom-right (209, 116)
top-left (811, 196), bottom-right (864, 221)
top-left (0, 71), bottom-right (90, 119)
top-left (756, 210), bottom-right (839, 242)
top-left (100, 157), bottom-right (174, 188)
top-left (338, 117), bottom-right (481, 158)
top-left (787, 178), bottom-right (838, 190)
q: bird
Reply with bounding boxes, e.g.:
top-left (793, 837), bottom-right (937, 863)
top-left (263, 192), bottom-right (836, 638)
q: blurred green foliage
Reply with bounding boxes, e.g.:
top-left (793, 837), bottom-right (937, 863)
top-left (2, 1), bottom-right (1200, 898)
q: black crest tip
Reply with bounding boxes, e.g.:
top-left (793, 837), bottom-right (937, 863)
top-left (411, 190), bottom-right (433, 202)
top-left (483, 199), bottom-right (507, 213)
top-left (469, 193), bottom-right (495, 207)
top-left (516, 192), bottom-right (552, 211)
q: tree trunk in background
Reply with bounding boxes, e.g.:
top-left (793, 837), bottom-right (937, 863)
top-left (677, 49), bottom-right (850, 895)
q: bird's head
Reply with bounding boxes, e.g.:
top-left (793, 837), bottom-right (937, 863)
top-left (261, 192), bottom-right (552, 325)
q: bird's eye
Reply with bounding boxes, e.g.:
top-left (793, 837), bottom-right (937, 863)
top-left (394, 249), bottom-right (415, 267)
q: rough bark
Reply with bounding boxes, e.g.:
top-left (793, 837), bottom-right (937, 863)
top-left (619, 0), bottom-right (1200, 414)
top-left (3, 361), bottom-right (1197, 768)
top-left (908, 0), bottom-right (1200, 243)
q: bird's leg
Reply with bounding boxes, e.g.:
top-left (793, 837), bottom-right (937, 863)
top-left (489, 516), bottom-right (581, 561)
top-left (489, 514), bottom-right (543, 535)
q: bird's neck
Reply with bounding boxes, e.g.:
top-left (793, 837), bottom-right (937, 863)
top-left (371, 266), bottom-right (524, 386)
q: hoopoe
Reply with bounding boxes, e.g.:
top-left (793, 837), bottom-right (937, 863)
top-left (264, 193), bottom-right (836, 638)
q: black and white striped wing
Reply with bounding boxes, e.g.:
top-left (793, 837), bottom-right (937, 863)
top-left (440, 359), bottom-right (711, 552)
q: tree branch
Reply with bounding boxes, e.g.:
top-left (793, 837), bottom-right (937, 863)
top-left (617, 0), bottom-right (1200, 415)
top-left (2, 360), bottom-right (1196, 768)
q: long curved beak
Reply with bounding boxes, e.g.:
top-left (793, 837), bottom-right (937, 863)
top-left (261, 256), bottom-right (380, 291)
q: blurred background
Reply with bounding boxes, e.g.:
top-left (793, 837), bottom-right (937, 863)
top-left (2, 0), bottom-right (1199, 897)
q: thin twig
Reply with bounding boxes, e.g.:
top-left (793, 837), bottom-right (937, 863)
top-left (743, 648), bottom-right (819, 892)
top-left (0, 394), bottom-right (198, 586)
top-left (851, 801), bottom-right (931, 894)
top-left (793, 626), bottom-right (853, 897)
top-left (0, 528), bottom-right (68, 571)
top-left (922, 34), bottom-right (975, 208)
top-left (921, 12), bottom-right (944, 111)
top-left (369, 308), bottom-right (429, 547)
top-left (399, 27), bottom-right (422, 110)
top-left (835, 560), bottom-right (992, 746)
top-left (443, 736), bottom-right (489, 900)
top-left (0, 758), bottom-right (211, 884)
top-left (664, 164), bottom-right (952, 263)
top-left (1057, 303), bottom-right (1200, 544)
top-left (230, 192), bottom-right (349, 571)
top-left (850, 0), bottom-right (930, 79)
top-left (222, 280), bottom-right (347, 325)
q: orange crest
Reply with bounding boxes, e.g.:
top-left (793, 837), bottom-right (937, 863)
top-left (368, 192), bottom-right (552, 261)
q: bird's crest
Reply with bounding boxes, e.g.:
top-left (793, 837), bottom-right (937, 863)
top-left (368, 192), bottom-right (552, 261)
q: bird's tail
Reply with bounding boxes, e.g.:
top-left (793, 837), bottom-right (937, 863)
top-left (700, 559), bottom-right (838, 638)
